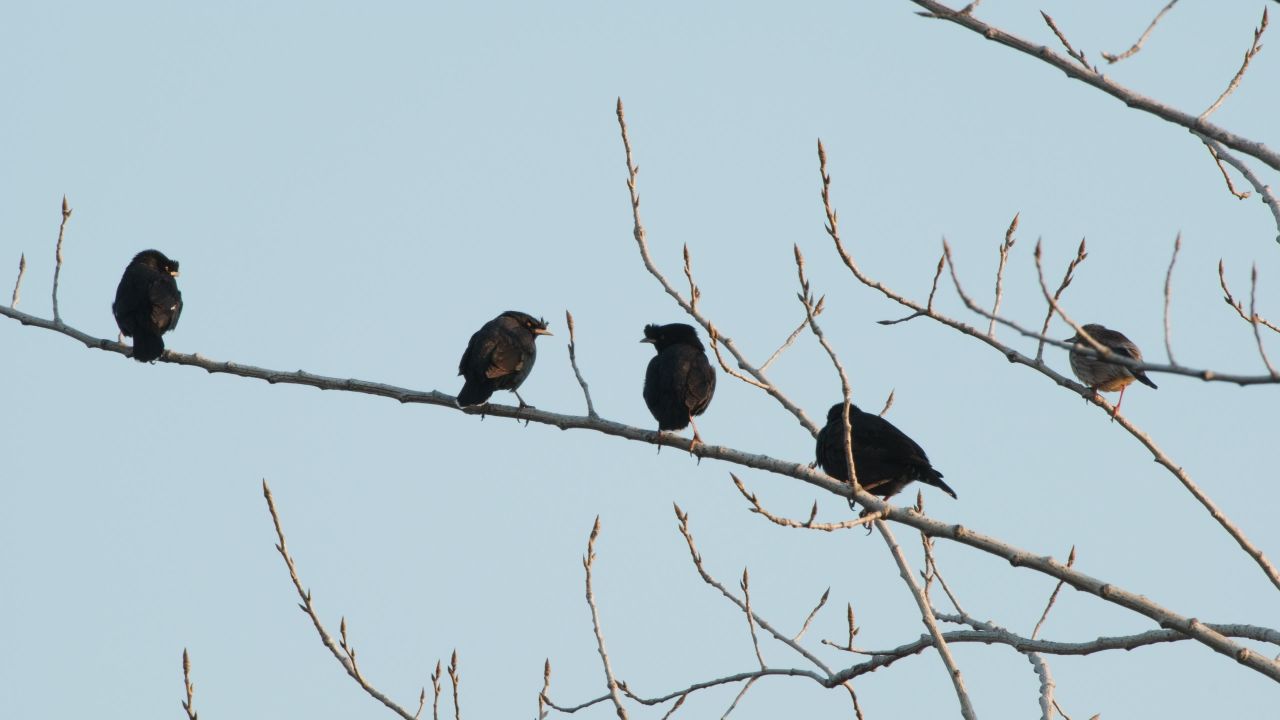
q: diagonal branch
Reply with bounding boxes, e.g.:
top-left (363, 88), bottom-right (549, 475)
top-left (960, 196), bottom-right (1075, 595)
top-left (1102, 0), bottom-right (1181, 64)
top-left (875, 519), bottom-right (977, 719)
top-left (583, 518), bottom-right (629, 719)
top-left (50, 196), bottom-right (71, 324)
top-left (616, 98), bottom-right (819, 436)
top-left (904, 0), bottom-right (1280, 173)
top-left (261, 480), bottom-right (421, 720)
top-left (1200, 7), bottom-right (1269, 121)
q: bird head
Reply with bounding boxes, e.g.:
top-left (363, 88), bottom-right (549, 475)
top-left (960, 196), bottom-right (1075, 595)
top-left (134, 249), bottom-right (181, 277)
top-left (1065, 323), bottom-right (1108, 344)
top-left (503, 311), bottom-right (553, 337)
top-left (640, 323), bottom-right (703, 351)
top-left (826, 402), bottom-right (863, 424)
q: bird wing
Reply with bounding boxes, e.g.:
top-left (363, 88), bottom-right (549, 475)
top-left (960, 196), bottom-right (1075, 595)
top-left (856, 413), bottom-right (933, 470)
top-left (684, 353), bottom-right (716, 415)
top-left (483, 334), bottom-right (526, 378)
top-left (149, 276), bottom-right (182, 331)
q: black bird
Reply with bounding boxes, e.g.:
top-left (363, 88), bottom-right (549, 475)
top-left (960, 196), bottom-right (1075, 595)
top-left (641, 322), bottom-right (716, 446)
top-left (1065, 324), bottom-right (1157, 417)
top-left (457, 311), bottom-right (552, 407)
top-left (815, 402), bottom-right (956, 513)
top-left (112, 249), bottom-right (183, 363)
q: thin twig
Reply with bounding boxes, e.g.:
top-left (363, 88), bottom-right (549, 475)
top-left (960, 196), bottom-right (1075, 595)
top-left (810, 155), bottom-right (863, 495)
top-left (10, 253), bottom-right (25, 308)
top-left (1197, 135), bottom-right (1280, 244)
top-left (1102, 0), bottom-right (1180, 64)
top-left (905, 0), bottom-right (1280, 173)
top-left (1219, 260), bottom-right (1280, 333)
top-left (878, 389), bottom-right (896, 417)
top-left (50, 196), bottom-right (71, 324)
top-left (447, 651), bottom-right (461, 720)
top-left (616, 98), bottom-right (819, 435)
top-left (584, 517), bottom-right (629, 720)
top-left (759, 315), bottom-right (811, 373)
top-left (740, 570), bottom-right (767, 671)
top-left (1034, 238), bottom-right (1087, 362)
top-left (989, 213), bottom-right (1019, 337)
top-left (682, 245), bottom-right (700, 314)
top-left (182, 648), bottom-right (198, 720)
top-left (261, 480), bottom-right (420, 720)
top-left (564, 311), bottom-right (598, 418)
top-left (675, 505), bottom-right (838, 675)
top-left (431, 661), bottom-right (442, 720)
top-left (1249, 265), bottom-right (1280, 378)
top-left (1041, 12), bottom-right (1095, 72)
top-left (538, 660), bottom-right (551, 720)
top-left (1163, 234), bottom-right (1181, 365)
top-left (875, 519), bottom-right (977, 719)
top-left (1200, 7), bottom-right (1269, 121)
top-left (733, 474), bottom-right (879, 531)
top-left (1205, 141), bottom-right (1252, 199)
top-left (548, 668), bottom-right (827, 714)
top-left (794, 588), bottom-right (831, 643)
top-left (1033, 546), bottom-right (1077, 640)
top-left (720, 677), bottom-right (757, 719)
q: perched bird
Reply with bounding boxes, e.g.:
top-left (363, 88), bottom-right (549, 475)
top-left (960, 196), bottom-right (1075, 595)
top-left (641, 322), bottom-right (716, 446)
top-left (1065, 323), bottom-right (1157, 417)
top-left (815, 402), bottom-right (956, 513)
top-left (457, 311), bottom-right (552, 407)
top-left (112, 249), bottom-right (183, 363)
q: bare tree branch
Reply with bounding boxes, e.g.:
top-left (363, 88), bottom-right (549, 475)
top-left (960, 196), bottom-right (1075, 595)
top-left (1197, 135), bottom-right (1280, 243)
top-left (1040, 12), bottom-right (1096, 72)
top-left (181, 648), bottom-right (199, 720)
top-left (10, 253), bottom-right (26, 309)
top-left (1249, 265), bottom-right (1280, 378)
top-left (1034, 238), bottom-right (1087, 363)
top-left (1200, 7), bottom-right (1269, 121)
top-left (904, 0), bottom-right (1280, 173)
top-left (989, 213), bottom-right (1019, 337)
top-left (1219, 260), bottom-right (1280, 334)
top-left (759, 315), bottom-right (810, 373)
top-left (1163, 234), bottom-right (1181, 365)
top-left (1032, 546), bottom-right (1077, 640)
top-left (1101, 0), bottom-right (1181, 64)
top-left (564, 310), bottom-right (598, 419)
top-left (616, 98), bottom-right (819, 436)
top-left (584, 517), bottom-right (629, 719)
top-left (261, 480), bottom-right (422, 720)
top-left (876, 519), bottom-right (977, 719)
top-left (51, 196), bottom-right (71, 324)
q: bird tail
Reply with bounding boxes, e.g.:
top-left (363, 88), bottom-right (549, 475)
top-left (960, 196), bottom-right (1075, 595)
top-left (924, 471), bottom-right (958, 499)
top-left (1134, 370), bottom-right (1158, 389)
top-left (456, 381), bottom-right (492, 407)
top-left (131, 332), bottom-right (165, 363)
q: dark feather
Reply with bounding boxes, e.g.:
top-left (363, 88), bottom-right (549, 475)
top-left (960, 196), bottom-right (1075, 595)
top-left (457, 311), bottom-right (551, 406)
top-left (641, 323), bottom-right (716, 431)
top-left (112, 249), bottom-right (182, 363)
top-left (815, 403), bottom-right (956, 506)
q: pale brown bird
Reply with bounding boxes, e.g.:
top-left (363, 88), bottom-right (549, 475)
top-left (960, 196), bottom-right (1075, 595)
top-left (1066, 324), bottom-right (1157, 416)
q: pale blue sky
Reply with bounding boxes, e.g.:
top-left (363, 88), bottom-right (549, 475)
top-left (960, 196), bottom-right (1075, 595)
top-left (3, 2), bottom-right (1278, 718)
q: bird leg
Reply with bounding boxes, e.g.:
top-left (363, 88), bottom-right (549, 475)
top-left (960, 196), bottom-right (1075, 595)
top-left (687, 417), bottom-right (705, 459)
top-left (1110, 385), bottom-right (1127, 421)
top-left (513, 390), bottom-right (534, 410)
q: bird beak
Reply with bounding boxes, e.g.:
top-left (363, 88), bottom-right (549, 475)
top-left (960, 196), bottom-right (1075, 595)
top-left (170, 271), bottom-right (181, 277)
top-left (535, 328), bottom-right (553, 336)
top-left (640, 337), bottom-right (656, 344)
